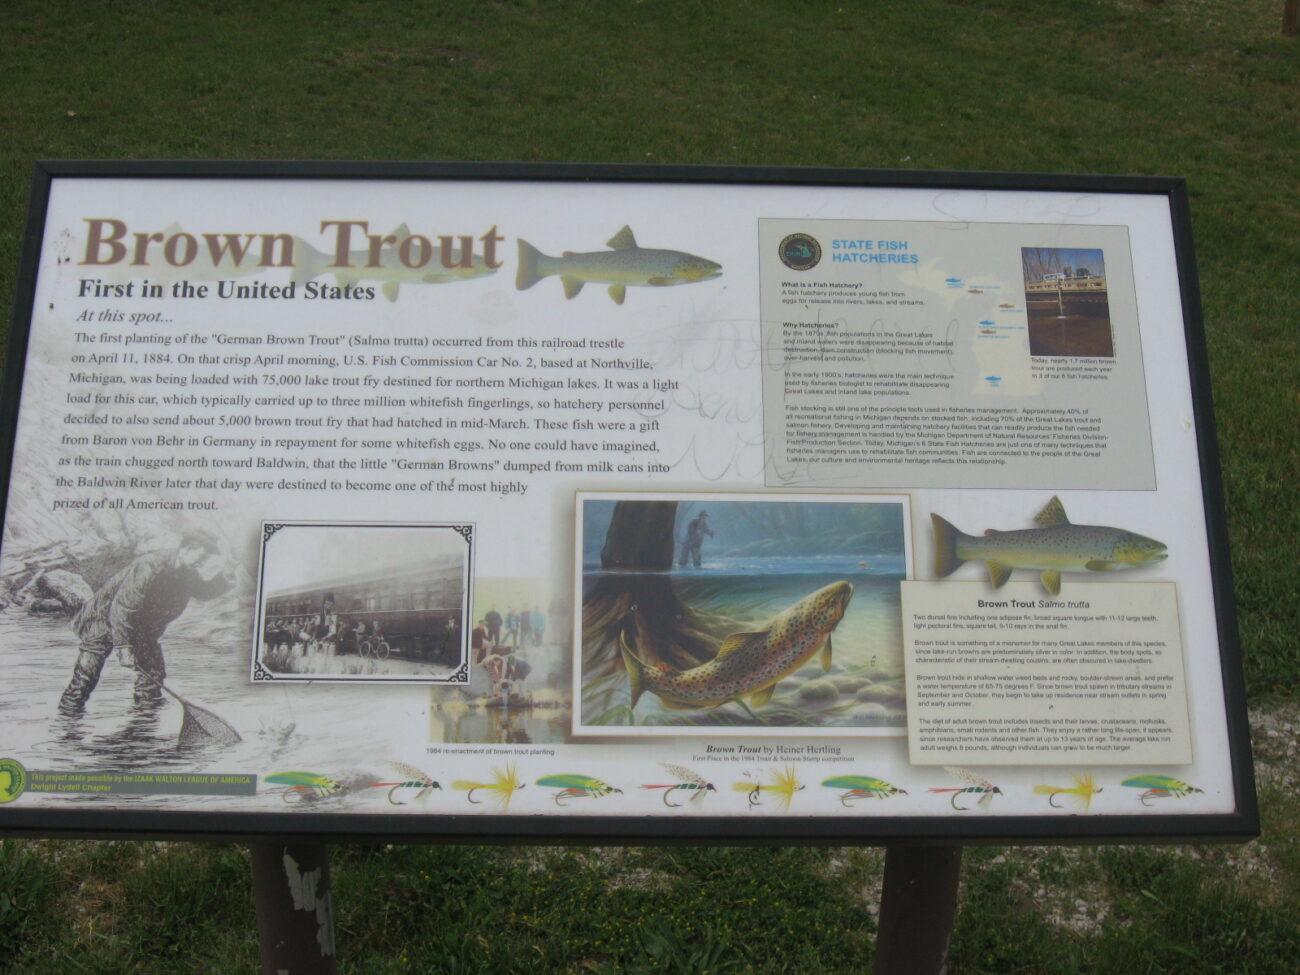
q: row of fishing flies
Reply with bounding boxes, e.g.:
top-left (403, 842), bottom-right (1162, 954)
top-left (264, 764), bottom-right (1201, 811)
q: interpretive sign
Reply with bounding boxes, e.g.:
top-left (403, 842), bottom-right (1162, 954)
top-left (0, 162), bottom-right (1255, 841)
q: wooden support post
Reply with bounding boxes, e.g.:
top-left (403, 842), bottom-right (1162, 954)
top-left (1284, 0), bottom-right (1297, 37)
top-left (250, 842), bottom-right (338, 975)
top-left (872, 844), bottom-right (963, 975)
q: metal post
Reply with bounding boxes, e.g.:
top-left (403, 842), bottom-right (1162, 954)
top-left (872, 844), bottom-right (963, 975)
top-left (250, 842), bottom-right (338, 975)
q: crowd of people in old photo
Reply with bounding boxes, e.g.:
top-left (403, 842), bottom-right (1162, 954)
top-left (263, 592), bottom-right (460, 665)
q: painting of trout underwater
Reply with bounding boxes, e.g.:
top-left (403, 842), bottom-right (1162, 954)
top-left (574, 493), bottom-right (912, 737)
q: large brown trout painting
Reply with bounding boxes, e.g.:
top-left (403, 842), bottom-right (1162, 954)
top-left (574, 493), bottom-right (912, 737)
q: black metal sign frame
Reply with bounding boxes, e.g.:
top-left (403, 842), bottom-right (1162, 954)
top-left (0, 160), bottom-right (1257, 844)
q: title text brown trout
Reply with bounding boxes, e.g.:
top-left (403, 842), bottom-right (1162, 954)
top-left (620, 581), bottom-right (853, 711)
top-left (932, 496), bottom-right (1167, 596)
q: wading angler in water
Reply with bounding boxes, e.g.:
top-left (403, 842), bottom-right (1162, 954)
top-left (58, 531), bottom-right (231, 715)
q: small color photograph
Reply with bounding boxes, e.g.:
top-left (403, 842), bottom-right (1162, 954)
top-left (428, 576), bottom-right (574, 746)
top-left (574, 492), bottom-right (911, 737)
top-left (1021, 246), bottom-right (1114, 357)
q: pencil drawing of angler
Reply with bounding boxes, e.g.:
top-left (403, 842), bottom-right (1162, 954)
top-left (58, 530), bottom-right (231, 714)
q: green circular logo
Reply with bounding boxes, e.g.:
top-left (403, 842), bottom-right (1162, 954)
top-left (778, 232), bottom-right (821, 271)
top-left (0, 758), bottom-right (26, 803)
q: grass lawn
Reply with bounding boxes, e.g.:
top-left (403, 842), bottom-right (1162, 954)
top-left (1, 1), bottom-right (1297, 971)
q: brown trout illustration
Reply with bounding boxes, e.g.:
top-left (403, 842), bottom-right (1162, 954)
top-left (932, 496), bottom-right (1167, 596)
top-left (516, 225), bottom-right (721, 305)
top-left (619, 581), bottom-right (853, 711)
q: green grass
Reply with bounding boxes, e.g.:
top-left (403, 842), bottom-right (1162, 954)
top-left (3, 798), bottom-right (1299, 974)
top-left (0, 0), bottom-right (1297, 971)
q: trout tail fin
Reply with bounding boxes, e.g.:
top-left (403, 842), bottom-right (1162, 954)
top-left (516, 238), bottom-right (548, 291)
top-left (618, 630), bottom-right (647, 708)
top-left (931, 513), bottom-right (966, 578)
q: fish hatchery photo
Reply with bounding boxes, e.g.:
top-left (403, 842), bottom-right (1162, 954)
top-left (575, 493), bottom-right (912, 736)
top-left (1022, 246), bottom-right (1115, 357)
top-left (253, 521), bottom-right (472, 684)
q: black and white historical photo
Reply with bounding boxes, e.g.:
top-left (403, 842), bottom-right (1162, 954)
top-left (253, 522), bottom-right (473, 684)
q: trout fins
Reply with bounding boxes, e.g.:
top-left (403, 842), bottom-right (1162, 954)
top-left (516, 238), bottom-right (544, 291)
top-left (607, 226), bottom-right (637, 249)
top-left (932, 513), bottom-right (965, 578)
top-left (934, 513), bottom-right (1013, 590)
top-left (618, 631), bottom-right (647, 708)
top-left (986, 561), bottom-right (1012, 588)
top-left (716, 631), bottom-right (768, 657)
top-left (1033, 496), bottom-right (1070, 526)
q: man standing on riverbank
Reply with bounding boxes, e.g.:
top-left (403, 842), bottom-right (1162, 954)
top-left (57, 531), bottom-right (231, 714)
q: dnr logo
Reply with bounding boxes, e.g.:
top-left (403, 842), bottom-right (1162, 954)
top-left (778, 233), bottom-right (821, 271)
top-left (0, 758), bottom-right (26, 803)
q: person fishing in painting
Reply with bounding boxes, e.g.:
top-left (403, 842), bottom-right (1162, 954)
top-left (678, 510), bottom-right (714, 568)
top-left (57, 530), bottom-right (231, 715)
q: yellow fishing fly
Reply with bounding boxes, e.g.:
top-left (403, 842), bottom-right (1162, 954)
top-left (1034, 773), bottom-right (1102, 811)
top-left (733, 765), bottom-right (804, 811)
top-left (452, 763), bottom-right (525, 811)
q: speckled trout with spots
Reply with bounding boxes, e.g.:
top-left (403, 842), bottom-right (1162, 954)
top-left (619, 581), bottom-right (853, 710)
top-left (515, 225), bottom-right (721, 305)
top-left (932, 496), bottom-right (1167, 596)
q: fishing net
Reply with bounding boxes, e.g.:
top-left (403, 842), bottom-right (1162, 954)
top-left (130, 663), bottom-right (241, 747)
top-left (178, 699), bottom-right (241, 747)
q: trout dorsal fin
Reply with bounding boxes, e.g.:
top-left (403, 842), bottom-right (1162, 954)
top-left (1034, 496), bottom-right (1070, 527)
top-left (391, 223), bottom-right (411, 241)
top-left (715, 631), bottom-right (768, 658)
top-left (607, 225), bottom-right (638, 250)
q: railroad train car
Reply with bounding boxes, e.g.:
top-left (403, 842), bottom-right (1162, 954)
top-left (263, 556), bottom-right (466, 664)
